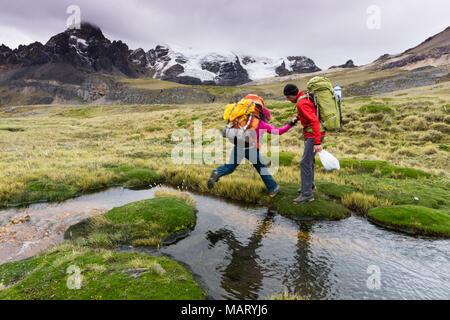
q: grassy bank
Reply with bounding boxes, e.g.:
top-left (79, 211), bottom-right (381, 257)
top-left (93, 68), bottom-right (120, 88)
top-left (0, 244), bottom-right (204, 299)
top-left (65, 195), bottom-right (197, 248)
top-left (368, 205), bottom-right (450, 237)
top-left (0, 88), bottom-right (448, 229)
top-left (0, 192), bottom-right (205, 300)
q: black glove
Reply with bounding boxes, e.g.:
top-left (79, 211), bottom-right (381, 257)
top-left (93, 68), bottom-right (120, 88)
top-left (288, 118), bottom-right (299, 126)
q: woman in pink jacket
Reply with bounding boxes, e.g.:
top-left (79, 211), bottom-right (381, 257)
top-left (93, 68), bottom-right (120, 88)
top-left (207, 106), bottom-right (298, 197)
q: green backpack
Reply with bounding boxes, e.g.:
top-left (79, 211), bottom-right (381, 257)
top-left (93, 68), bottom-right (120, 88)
top-left (300, 76), bottom-right (343, 132)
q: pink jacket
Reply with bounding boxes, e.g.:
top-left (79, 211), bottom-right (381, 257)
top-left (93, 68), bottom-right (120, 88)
top-left (256, 121), bottom-right (291, 143)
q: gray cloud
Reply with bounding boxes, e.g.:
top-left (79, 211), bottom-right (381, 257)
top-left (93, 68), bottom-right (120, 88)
top-left (0, 0), bottom-right (449, 69)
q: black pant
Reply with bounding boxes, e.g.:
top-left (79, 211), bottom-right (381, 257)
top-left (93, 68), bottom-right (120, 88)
top-left (300, 136), bottom-right (324, 197)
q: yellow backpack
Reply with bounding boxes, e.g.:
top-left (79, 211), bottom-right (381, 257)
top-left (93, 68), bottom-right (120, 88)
top-left (222, 95), bottom-right (264, 149)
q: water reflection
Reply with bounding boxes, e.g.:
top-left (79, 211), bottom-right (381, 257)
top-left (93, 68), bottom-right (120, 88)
top-left (289, 222), bottom-right (333, 299)
top-left (206, 211), bottom-right (276, 299)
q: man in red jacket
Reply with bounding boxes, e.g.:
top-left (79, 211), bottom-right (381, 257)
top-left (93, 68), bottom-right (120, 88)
top-left (284, 84), bottom-right (325, 204)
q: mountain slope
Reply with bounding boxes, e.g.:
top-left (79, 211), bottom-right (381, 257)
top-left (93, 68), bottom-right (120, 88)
top-left (246, 26), bottom-right (450, 89)
top-left (373, 26), bottom-right (450, 70)
top-left (0, 23), bottom-right (141, 85)
top-left (0, 23), bottom-right (321, 87)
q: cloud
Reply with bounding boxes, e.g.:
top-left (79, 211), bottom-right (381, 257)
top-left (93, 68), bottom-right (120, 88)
top-left (0, 0), bottom-right (448, 69)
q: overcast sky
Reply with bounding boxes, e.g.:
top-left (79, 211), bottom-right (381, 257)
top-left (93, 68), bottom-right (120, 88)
top-left (0, 0), bottom-right (449, 69)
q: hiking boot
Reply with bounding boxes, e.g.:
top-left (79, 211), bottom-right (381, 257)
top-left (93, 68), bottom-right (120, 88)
top-left (269, 184), bottom-right (280, 198)
top-left (293, 194), bottom-right (314, 204)
top-left (207, 170), bottom-right (219, 189)
top-left (297, 184), bottom-right (315, 194)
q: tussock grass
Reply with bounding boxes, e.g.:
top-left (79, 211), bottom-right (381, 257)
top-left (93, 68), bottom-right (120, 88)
top-left (316, 158), bottom-right (433, 179)
top-left (423, 145), bottom-right (438, 155)
top-left (359, 103), bottom-right (394, 114)
top-left (401, 115), bottom-right (427, 131)
top-left (154, 189), bottom-right (196, 208)
top-left (430, 122), bottom-right (450, 133)
top-left (341, 192), bottom-right (391, 215)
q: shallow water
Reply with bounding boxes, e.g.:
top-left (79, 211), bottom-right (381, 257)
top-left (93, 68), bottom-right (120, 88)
top-left (1, 186), bottom-right (449, 299)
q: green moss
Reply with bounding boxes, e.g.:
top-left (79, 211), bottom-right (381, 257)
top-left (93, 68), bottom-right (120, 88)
top-left (112, 166), bottom-right (162, 187)
top-left (323, 143), bottom-right (337, 150)
top-left (106, 197), bottom-right (195, 230)
top-left (368, 205), bottom-right (450, 237)
top-left (263, 184), bottom-right (351, 220)
top-left (340, 174), bottom-right (449, 213)
top-left (1, 167), bottom-right (162, 207)
top-left (315, 180), bottom-right (357, 199)
top-left (65, 197), bottom-right (196, 248)
top-left (438, 144), bottom-right (449, 151)
top-left (0, 195), bottom-right (203, 299)
top-left (8, 179), bottom-right (81, 205)
top-left (0, 245), bottom-right (205, 300)
top-left (317, 158), bottom-right (432, 179)
top-left (176, 119), bottom-right (187, 127)
top-left (359, 103), bottom-right (394, 114)
top-left (267, 151), bottom-right (296, 166)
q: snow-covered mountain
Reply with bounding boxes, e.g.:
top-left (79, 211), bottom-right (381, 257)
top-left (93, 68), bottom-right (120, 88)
top-left (131, 44), bottom-right (321, 85)
top-left (0, 22), bottom-right (321, 86)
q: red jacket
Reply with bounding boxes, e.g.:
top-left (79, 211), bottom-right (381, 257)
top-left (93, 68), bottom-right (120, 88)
top-left (295, 91), bottom-right (325, 145)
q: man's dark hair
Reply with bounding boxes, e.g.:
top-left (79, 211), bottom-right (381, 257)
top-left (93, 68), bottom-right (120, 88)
top-left (283, 84), bottom-right (299, 96)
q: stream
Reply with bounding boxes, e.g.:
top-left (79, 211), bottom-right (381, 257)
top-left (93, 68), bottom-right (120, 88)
top-left (0, 186), bottom-right (449, 300)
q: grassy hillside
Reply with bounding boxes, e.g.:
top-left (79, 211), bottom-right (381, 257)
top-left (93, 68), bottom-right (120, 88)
top-left (119, 78), bottom-right (188, 90)
top-left (0, 82), bottom-right (448, 231)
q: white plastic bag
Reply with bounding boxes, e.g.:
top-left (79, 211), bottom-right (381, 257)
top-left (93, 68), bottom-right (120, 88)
top-left (318, 150), bottom-right (340, 171)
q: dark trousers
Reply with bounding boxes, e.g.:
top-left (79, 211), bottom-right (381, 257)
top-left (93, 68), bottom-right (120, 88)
top-left (215, 146), bottom-right (278, 193)
top-left (300, 136), bottom-right (324, 197)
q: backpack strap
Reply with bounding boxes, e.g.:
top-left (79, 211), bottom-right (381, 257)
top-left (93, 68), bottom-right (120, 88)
top-left (241, 101), bottom-right (255, 130)
top-left (299, 91), bottom-right (325, 133)
top-left (243, 101), bottom-right (254, 116)
top-left (227, 103), bottom-right (238, 124)
top-left (297, 94), bottom-right (309, 100)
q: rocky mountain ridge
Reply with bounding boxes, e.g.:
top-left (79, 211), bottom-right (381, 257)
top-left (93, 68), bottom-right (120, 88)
top-left (0, 23), bottom-right (321, 86)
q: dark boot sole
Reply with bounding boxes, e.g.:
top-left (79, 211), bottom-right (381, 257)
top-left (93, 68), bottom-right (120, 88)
top-left (293, 198), bottom-right (314, 205)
